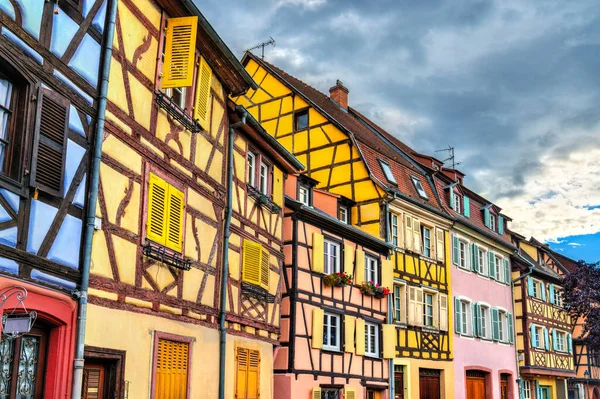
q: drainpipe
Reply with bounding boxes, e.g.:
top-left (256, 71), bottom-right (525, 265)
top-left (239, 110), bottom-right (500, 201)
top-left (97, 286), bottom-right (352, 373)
top-left (71, 0), bottom-right (118, 398)
top-left (511, 259), bottom-right (534, 398)
top-left (384, 199), bottom-right (395, 399)
top-left (218, 107), bottom-right (247, 399)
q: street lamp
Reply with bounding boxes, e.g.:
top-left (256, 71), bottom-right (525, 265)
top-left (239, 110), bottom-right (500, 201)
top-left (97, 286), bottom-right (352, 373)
top-left (584, 370), bottom-right (590, 399)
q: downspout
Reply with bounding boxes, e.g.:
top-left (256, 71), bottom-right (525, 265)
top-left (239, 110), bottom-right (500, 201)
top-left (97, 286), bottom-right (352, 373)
top-left (218, 108), bottom-right (247, 399)
top-left (384, 198), bottom-right (395, 399)
top-left (71, 0), bottom-right (118, 398)
top-left (511, 257), bottom-right (534, 399)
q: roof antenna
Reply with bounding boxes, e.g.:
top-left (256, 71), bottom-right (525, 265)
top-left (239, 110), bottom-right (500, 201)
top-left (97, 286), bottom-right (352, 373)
top-left (245, 37), bottom-right (276, 60)
top-left (435, 146), bottom-right (462, 170)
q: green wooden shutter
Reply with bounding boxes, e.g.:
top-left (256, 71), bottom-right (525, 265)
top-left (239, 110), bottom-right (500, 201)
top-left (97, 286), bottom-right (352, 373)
top-left (471, 303), bottom-right (478, 338)
top-left (535, 381), bottom-right (541, 398)
top-left (530, 324), bottom-right (537, 348)
top-left (483, 207), bottom-right (491, 227)
top-left (488, 252), bottom-right (496, 279)
top-left (503, 258), bottom-right (510, 285)
top-left (498, 215), bottom-right (504, 234)
top-left (491, 308), bottom-right (500, 341)
top-left (541, 282), bottom-right (547, 301)
top-left (543, 327), bottom-right (550, 350)
top-left (527, 277), bottom-right (535, 297)
top-left (452, 235), bottom-right (459, 265)
top-left (476, 304), bottom-right (483, 338)
top-left (551, 329), bottom-right (557, 350)
top-left (508, 312), bottom-right (514, 344)
top-left (469, 243), bottom-right (477, 272)
top-left (454, 297), bottom-right (462, 334)
top-left (463, 196), bottom-right (470, 217)
top-left (548, 284), bottom-right (555, 305)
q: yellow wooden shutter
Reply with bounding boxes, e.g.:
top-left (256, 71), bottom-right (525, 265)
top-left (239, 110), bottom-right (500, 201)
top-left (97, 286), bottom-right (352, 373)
top-left (242, 240), bottom-right (262, 286)
top-left (312, 232), bottom-right (324, 273)
top-left (344, 245), bottom-right (354, 276)
top-left (156, 338), bottom-right (189, 399)
top-left (162, 16), bottom-right (198, 88)
top-left (271, 167), bottom-right (284, 208)
top-left (312, 387), bottom-right (322, 399)
top-left (413, 219), bottom-right (422, 253)
top-left (236, 348), bottom-right (248, 399)
top-left (416, 288), bottom-right (424, 326)
top-left (383, 324), bottom-right (395, 359)
top-left (247, 350), bottom-right (260, 399)
top-left (355, 249), bottom-right (365, 283)
top-left (344, 315), bottom-right (355, 353)
top-left (404, 215), bottom-right (413, 250)
top-left (345, 387), bottom-right (356, 399)
top-left (355, 318), bottom-right (365, 355)
top-left (408, 286), bottom-right (417, 325)
top-left (147, 174), bottom-right (168, 245)
top-left (260, 247), bottom-right (270, 290)
top-left (439, 294), bottom-right (448, 331)
top-left (436, 228), bottom-right (445, 261)
top-left (193, 56), bottom-right (212, 128)
top-left (381, 258), bottom-right (393, 288)
top-left (312, 307), bottom-right (324, 349)
top-left (165, 185), bottom-right (185, 252)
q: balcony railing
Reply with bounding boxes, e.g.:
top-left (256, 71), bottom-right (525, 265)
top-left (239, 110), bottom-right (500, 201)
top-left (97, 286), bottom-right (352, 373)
top-left (154, 90), bottom-right (201, 133)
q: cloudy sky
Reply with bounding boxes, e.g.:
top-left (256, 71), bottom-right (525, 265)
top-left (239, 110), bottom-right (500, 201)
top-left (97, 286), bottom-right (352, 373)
top-left (199, 0), bottom-right (600, 262)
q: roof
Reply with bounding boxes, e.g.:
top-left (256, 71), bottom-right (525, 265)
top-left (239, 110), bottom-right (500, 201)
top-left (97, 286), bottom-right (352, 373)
top-left (512, 248), bottom-right (563, 282)
top-left (528, 237), bottom-right (581, 273)
top-left (246, 53), bottom-right (444, 212)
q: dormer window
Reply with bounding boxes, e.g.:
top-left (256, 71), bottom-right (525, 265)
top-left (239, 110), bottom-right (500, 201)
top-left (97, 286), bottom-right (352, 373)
top-left (452, 193), bottom-right (461, 214)
top-left (298, 185), bottom-right (310, 206)
top-left (490, 214), bottom-right (496, 232)
top-left (411, 176), bottom-right (428, 199)
top-left (339, 205), bottom-right (348, 224)
top-left (379, 160), bottom-right (396, 184)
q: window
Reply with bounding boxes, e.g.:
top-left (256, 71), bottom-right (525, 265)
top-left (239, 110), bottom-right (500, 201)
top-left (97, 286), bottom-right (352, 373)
top-left (298, 185), bottom-right (310, 206)
top-left (0, 72), bottom-right (28, 184)
top-left (455, 298), bottom-right (472, 335)
top-left (321, 389), bottom-right (340, 399)
top-left (294, 109), bottom-right (309, 131)
top-left (529, 278), bottom-right (546, 301)
top-left (490, 215), bottom-right (496, 232)
top-left (323, 313), bottom-right (341, 351)
top-left (480, 305), bottom-right (490, 339)
top-left (494, 255), bottom-right (503, 283)
top-left (379, 160), bottom-right (397, 184)
top-left (155, 337), bottom-right (190, 399)
top-left (551, 286), bottom-right (564, 307)
top-left (390, 213), bottom-right (399, 247)
top-left (423, 293), bottom-right (435, 328)
top-left (411, 176), bottom-right (428, 199)
top-left (522, 380), bottom-right (531, 399)
top-left (554, 330), bottom-right (566, 352)
top-left (0, 327), bottom-right (48, 398)
top-left (160, 31), bottom-right (189, 109)
top-left (393, 284), bottom-right (406, 323)
top-left (459, 240), bottom-right (467, 269)
top-left (365, 322), bottom-right (379, 357)
top-left (259, 162), bottom-right (269, 194)
top-left (242, 239), bottom-right (270, 290)
top-left (339, 206), bottom-right (348, 224)
top-left (364, 255), bottom-right (378, 284)
top-left (247, 152), bottom-right (256, 186)
top-left (146, 173), bottom-right (185, 252)
top-left (235, 347), bottom-right (260, 399)
top-left (477, 248), bottom-right (487, 275)
top-left (452, 193), bottom-right (461, 213)
top-left (421, 226), bottom-right (432, 258)
top-left (323, 239), bottom-right (341, 274)
top-left (498, 310), bottom-right (506, 341)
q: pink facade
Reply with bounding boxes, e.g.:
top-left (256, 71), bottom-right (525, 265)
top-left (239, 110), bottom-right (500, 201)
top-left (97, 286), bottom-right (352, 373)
top-left (451, 251), bottom-right (518, 399)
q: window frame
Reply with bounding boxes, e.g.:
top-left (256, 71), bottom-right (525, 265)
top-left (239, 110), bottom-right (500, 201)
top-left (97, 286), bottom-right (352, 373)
top-left (423, 292), bottom-right (435, 328)
top-left (480, 304), bottom-right (491, 339)
top-left (393, 283), bottom-right (406, 323)
top-left (390, 212), bottom-right (399, 247)
top-left (421, 225), bottom-right (432, 258)
top-left (323, 238), bottom-right (341, 275)
top-left (364, 322), bottom-right (380, 358)
top-left (452, 192), bottom-right (461, 214)
top-left (379, 160), bottom-right (397, 184)
top-left (494, 255), bottom-right (503, 283)
top-left (458, 240), bottom-right (468, 269)
top-left (364, 254), bottom-right (379, 285)
top-left (498, 310), bottom-right (507, 342)
top-left (522, 380), bottom-right (531, 399)
top-left (322, 312), bottom-right (341, 351)
top-left (247, 148), bottom-right (272, 196)
top-left (294, 109), bottom-right (309, 131)
top-left (411, 176), bottom-right (428, 199)
top-left (555, 330), bottom-right (567, 352)
top-left (490, 214), bottom-right (496, 232)
top-left (151, 331), bottom-right (193, 399)
top-left (553, 287), bottom-right (564, 307)
top-left (338, 205), bottom-right (348, 224)
top-left (533, 325), bottom-right (543, 349)
top-left (477, 247), bottom-right (487, 275)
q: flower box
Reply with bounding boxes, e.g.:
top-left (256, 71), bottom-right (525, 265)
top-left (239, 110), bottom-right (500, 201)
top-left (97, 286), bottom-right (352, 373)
top-left (323, 272), bottom-right (353, 287)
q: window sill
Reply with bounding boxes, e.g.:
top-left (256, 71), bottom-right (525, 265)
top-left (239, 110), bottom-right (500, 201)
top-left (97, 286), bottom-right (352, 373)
top-left (321, 348), bottom-right (342, 354)
top-left (142, 240), bottom-right (190, 270)
top-left (247, 185), bottom-right (281, 213)
top-left (364, 354), bottom-right (381, 360)
top-left (241, 281), bottom-right (275, 303)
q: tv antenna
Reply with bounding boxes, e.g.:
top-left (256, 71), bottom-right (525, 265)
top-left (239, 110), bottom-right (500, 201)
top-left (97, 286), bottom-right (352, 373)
top-left (245, 37), bottom-right (276, 60)
top-left (435, 146), bottom-right (462, 170)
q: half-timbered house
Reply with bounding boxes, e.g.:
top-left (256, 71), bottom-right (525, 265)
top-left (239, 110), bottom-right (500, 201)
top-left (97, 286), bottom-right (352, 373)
top-left (0, 0), bottom-right (112, 397)
top-left (277, 176), bottom-right (395, 399)
top-left (511, 236), bottom-right (575, 399)
top-left (233, 54), bottom-right (456, 398)
top-left (82, 1), bottom-right (301, 397)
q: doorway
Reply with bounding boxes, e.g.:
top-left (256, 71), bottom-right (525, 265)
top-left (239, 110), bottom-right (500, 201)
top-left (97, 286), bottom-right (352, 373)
top-left (466, 370), bottom-right (486, 399)
top-left (419, 369), bottom-right (441, 399)
top-left (539, 386), bottom-right (551, 399)
top-left (394, 370), bottom-right (404, 399)
top-left (500, 373), bottom-right (509, 399)
top-left (83, 347), bottom-right (126, 399)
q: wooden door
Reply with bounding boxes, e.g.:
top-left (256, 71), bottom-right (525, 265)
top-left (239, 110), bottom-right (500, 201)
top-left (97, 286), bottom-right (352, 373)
top-left (500, 374), bottom-right (508, 399)
top-left (366, 390), bottom-right (382, 399)
top-left (419, 369), bottom-right (441, 399)
top-left (82, 363), bottom-right (105, 399)
top-left (540, 386), bottom-right (551, 399)
top-left (394, 372), bottom-right (404, 399)
top-left (466, 376), bottom-right (485, 399)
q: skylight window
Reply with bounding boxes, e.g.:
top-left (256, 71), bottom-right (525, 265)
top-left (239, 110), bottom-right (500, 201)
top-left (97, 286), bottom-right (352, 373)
top-left (379, 160), bottom-right (397, 184)
top-left (411, 176), bottom-right (428, 199)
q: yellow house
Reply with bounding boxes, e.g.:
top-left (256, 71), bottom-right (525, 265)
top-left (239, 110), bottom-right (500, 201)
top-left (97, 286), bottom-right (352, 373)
top-left (83, 1), bottom-right (301, 398)
top-left (234, 52), bottom-right (455, 399)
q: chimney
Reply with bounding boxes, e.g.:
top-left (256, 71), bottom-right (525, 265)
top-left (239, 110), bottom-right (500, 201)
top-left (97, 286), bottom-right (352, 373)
top-left (329, 80), bottom-right (349, 110)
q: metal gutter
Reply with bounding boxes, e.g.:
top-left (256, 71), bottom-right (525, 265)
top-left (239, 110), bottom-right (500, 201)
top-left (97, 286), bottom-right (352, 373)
top-left (71, 0), bottom-right (118, 397)
top-left (181, 0), bottom-right (257, 93)
top-left (218, 109), bottom-right (247, 399)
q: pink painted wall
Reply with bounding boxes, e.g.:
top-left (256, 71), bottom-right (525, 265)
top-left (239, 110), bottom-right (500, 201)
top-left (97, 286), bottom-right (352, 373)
top-left (451, 251), bottom-right (518, 399)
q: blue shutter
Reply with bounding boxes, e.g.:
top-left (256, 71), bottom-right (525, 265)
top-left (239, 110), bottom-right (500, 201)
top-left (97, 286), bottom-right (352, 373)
top-left (498, 215), bottom-right (504, 234)
top-left (552, 329), bottom-right (557, 350)
top-left (508, 312), bottom-right (514, 344)
top-left (469, 243), bottom-right (477, 272)
top-left (535, 381), bottom-right (541, 398)
top-left (483, 207), bottom-right (491, 227)
top-left (543, 327), bottom-right (550, 350)
top-left (449, 190), bottom-right (455, 210)
top-left (492, 308), bottom-right (500, 341)
top-left (549, 284), bottom-right (555, 305)
top-left (504, 258), bottom-right (510, 284)
top-left (519, 381), bottom-right (525, 399)
top-left (463, 196), bottom-right (470, 217)
top-left (541, 282), bottom-right (547, 301)
top-left (527, 277), bottom-right (535, 297)
top-left (455, 297), bottom-right (462, 334)
top-left (452, 235), bottom-right (459, 266)
top-left (488, 251), bottom-right (496, 279)
top-left (471, 302), bottom-right (477, 337)
top-left (530, 324), bottom-right (537, 348)
top-left (568, 333), bottom-right (573, 354)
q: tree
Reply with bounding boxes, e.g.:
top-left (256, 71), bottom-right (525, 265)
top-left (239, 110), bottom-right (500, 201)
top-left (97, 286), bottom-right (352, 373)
top-left (562, 261), bottom-right (600, 353)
